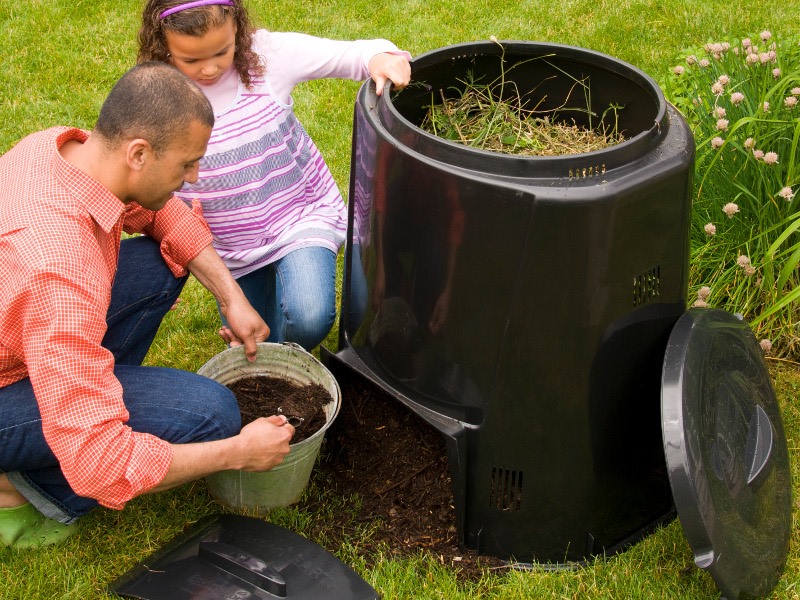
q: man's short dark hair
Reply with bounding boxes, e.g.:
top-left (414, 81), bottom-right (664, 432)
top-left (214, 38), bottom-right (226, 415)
top-left (94, 62), bottom-right (214, 154)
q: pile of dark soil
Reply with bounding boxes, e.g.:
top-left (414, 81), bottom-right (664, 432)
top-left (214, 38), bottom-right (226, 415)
top-left (227, 376), bottom-right (330, 443)
top-left (304, 373), bottom-right (506, 580)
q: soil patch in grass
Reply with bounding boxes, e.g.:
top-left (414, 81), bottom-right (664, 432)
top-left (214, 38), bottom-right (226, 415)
top-left (303, 372), bottom-right (507, 581)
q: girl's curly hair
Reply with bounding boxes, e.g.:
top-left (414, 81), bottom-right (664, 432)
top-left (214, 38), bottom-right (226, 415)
top-left (137, 0), bottom-right (264, 88)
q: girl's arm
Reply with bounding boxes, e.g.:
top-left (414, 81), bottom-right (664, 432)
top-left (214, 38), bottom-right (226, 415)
top-left (254, 30), bottom-right (411, 102)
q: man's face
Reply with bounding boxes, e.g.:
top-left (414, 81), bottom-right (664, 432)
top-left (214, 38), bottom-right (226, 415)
top-left (134, 120), bottom-right (210, 211)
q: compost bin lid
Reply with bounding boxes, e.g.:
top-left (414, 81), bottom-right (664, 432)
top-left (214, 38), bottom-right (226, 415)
top-left (108, 514), bottom-right (378, 600)
top-left (661, 308), bottom-right (792, 600)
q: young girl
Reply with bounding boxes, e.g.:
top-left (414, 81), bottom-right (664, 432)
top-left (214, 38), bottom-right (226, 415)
top-left (138, 0), bottom-right (411, 350)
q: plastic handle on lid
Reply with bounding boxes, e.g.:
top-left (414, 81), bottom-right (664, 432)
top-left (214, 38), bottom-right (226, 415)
top-left (745, 404), bottom-right (774, 487)
top-left (199, 540), bottom-right (287, 597)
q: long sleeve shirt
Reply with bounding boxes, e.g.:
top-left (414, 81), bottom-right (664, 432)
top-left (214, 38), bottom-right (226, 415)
top-left (176, 31), bottom-right (410, 278)
top-left (0, 127), bottom-right (212, 509)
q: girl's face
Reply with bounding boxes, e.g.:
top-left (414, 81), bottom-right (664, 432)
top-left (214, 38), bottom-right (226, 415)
top-left (164, 18), bottom-right (236, 87)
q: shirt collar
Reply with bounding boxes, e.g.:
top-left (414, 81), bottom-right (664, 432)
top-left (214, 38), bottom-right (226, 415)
top-left (51, 128), bottom-right (127, 234)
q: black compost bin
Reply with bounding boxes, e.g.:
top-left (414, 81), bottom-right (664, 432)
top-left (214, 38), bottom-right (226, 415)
top-left (322, 40), bottom-right (791, 597)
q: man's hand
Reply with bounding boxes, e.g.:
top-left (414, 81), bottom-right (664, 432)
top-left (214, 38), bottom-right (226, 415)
top-left (218, 296), bottom-right (270, 362)
top-left (236, 415), bottom-right (295, 471)
top-left (150, 415), bottom-right (295, 494)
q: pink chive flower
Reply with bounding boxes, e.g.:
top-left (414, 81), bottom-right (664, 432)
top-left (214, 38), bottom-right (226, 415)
top-left (742, 38), bottom-right (752, 49)
top-left (716, 119), bottom-right (729, 131)
top-left (737, 255), bottom-right (751, 268)
top-left (704, 223), bottom-right (717, 235)
top-left (760, 339), bottom-right (772, 353)
top-left (744, 137), bottom-right (755, 149)
top-left (746, 53), bottom-right (758, 65)
top-left (760, 30), bottom-right (772, 41)
top-left (731, 91), bottom-right (745, 105)
top-left (753, 149), bottom-right (765, 160)
top-left (722, 202), bottom-right (739, 218)
top-left (773, 68), bottom-right (781, 78)
top-left (792, 87), bottom-right (800, 96)
top-left (711, 136), bottom-right (724, 149)
top-left (717, 74), bottom-right (730, 86)
top-left (699, 58), bottom-right (710, 68)
top-left (693, 286), bottom-right (711, 307)
top-left (762, 101), bottom-right (770, 112)
top-left (785, 96), bottom-right (798, 108)
top-left (673, 65), bottom-right (685, 75)
top-left (711, 82), bottom-right (724, 95)
top-left (778, 187), bottom-right (795, 201)
top-left (686, 55), bottom-right (697, 65)
top-left (744, 265), bottom-right (756, 277)
top-left (713, 106), bottom-right (727, 118)
top-left (764, 152), bottom-right (779, 164)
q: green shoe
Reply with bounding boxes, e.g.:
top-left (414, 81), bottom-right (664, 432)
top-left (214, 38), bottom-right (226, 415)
top-left (0, 503), bottom-right (78, 549)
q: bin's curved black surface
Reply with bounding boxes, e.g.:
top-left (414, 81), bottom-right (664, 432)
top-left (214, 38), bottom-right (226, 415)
top-left (326, 41), bottom-right (695, 564)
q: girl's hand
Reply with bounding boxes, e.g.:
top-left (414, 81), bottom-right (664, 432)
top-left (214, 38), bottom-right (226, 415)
top-left (369, 53), bottom-right (411, 96)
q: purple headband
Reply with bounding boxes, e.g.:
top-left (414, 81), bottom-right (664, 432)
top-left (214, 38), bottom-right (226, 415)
top-left (159, 0), bottom-right (234, 19)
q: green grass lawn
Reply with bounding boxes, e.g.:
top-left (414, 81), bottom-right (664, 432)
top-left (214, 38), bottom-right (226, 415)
top-left (2, 1), bottom-right (800, 598)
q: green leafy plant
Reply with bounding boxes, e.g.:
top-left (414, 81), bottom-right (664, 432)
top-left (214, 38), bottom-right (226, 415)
top-left (664, 31), bottom-right (800, 356)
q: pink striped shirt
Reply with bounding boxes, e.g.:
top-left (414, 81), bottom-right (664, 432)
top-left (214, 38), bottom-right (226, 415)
top-left (175, 31), bottom-right (410, 277)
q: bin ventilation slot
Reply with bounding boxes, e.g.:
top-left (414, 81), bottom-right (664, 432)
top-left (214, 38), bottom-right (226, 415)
top-left (568, 164), bottom-right (606, 179)
top-left (633, 265), bottom-right (661, 307)
top-left (489, 467), bottom-right (524, 511)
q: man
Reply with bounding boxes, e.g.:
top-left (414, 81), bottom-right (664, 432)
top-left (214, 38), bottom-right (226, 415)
top-left (0, 62), bottom-right (294, 549)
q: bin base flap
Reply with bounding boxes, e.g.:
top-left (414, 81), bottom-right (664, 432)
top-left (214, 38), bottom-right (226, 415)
top-left (661, 308), bottom-right (792, 600)
top-left (108, 514), bottom-right (378, 600)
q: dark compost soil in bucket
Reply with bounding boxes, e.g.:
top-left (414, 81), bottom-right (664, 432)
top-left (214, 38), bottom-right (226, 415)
top-left (227, 376), bottom-right (330, 443)
top-left (300, 373), bottom-right (506, 581)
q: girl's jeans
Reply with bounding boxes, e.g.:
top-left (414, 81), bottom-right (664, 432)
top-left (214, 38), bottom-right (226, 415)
top-left (229, 244), bottom-right (368, 351)
top-left (0, 237), bottom-right (240, 524)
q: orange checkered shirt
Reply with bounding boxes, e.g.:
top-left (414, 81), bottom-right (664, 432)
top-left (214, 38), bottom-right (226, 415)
top-left (0, 127), bottom-right (212, 510)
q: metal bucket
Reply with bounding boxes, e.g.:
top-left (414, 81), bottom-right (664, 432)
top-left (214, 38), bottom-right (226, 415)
top-left (198, 342), bottom-right (341, 510)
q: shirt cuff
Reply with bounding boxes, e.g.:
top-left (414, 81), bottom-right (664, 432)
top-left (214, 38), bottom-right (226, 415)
top-left (97, 434), bottom-right (173, 510)
top-left (155, 198), bottom-right (213, 277)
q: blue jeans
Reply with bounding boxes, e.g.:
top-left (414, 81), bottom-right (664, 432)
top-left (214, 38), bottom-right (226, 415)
top-left (229, 245), bottom-right (367, 351)
top-left (0, 237), bottom-right (240, 523)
